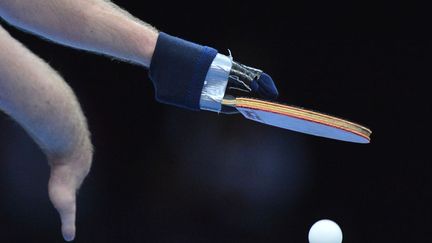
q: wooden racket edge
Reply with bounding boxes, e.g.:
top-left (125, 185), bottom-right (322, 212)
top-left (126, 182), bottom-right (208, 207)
top-left (222, 98), bottom-right (372, 141)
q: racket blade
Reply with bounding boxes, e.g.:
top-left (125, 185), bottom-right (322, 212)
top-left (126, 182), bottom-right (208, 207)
top-left (236, 106), bottom-right (370, 143)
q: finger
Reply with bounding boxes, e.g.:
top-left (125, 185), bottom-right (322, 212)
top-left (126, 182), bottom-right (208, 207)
top-left (48, 166), bottom-right (78, 241)
top-left (252, 72), bottom-right (279, 99)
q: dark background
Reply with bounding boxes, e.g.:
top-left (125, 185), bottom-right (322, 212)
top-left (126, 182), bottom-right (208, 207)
top-left (0, 1), bottom-right (430, 242)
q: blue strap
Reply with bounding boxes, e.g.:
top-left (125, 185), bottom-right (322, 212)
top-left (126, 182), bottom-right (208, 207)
top-left (149, 32), bottom-right (218, 110)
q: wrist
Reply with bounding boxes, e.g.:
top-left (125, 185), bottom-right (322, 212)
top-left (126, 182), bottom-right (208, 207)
top-left (133, 25), bottom-right (159, 67)
top-left (149, 32), bottom-right (218, 110)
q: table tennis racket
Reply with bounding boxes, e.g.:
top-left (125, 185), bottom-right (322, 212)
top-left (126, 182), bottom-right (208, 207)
top-left (221, 97), bottom-right (371, 143)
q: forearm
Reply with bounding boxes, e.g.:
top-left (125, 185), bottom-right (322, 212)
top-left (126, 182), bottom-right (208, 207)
top-left (0, 25), bottom-right (91, 159)
top-left (0, 0), bottom-right (158, 67)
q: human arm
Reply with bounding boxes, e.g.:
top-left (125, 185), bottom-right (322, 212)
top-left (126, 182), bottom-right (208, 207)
top-left (0, 25), bottom-right (92, 241)
top-left (0, 1), bottom-right (278, 240)
top-left (0, 0), bottom-right (277, 111)
top-left (0, 0), bottom-right (158, 67)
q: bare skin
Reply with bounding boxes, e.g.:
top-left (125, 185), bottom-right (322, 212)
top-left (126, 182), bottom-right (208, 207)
top-left (0, 0), bottom-right (159, 241)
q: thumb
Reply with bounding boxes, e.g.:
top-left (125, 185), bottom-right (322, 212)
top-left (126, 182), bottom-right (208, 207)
top-left (48, 165), bottom-right (78, 241)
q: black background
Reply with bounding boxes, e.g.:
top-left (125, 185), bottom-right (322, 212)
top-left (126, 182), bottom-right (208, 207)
top-left (0, 1), bottom-right (430, 242)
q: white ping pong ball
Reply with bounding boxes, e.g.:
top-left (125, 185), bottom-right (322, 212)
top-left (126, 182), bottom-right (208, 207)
top-left (308, 219), bottom-right (343, 243)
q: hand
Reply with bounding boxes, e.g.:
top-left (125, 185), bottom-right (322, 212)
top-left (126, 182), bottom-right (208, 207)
top-left (47, 137), bottom-right (93, 241)
top-left (149, 33), bottom-right (279, 111)
top-left (224, 60), bottom-right (279, 100)
top-left (220, 59), bottom-right (279, 114)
